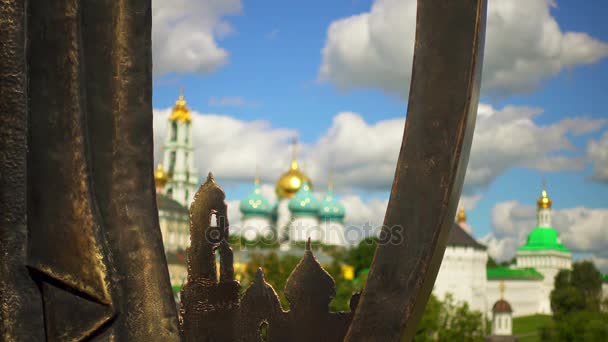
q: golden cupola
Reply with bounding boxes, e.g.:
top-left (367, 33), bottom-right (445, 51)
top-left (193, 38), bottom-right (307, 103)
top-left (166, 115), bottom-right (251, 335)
top-left (169, 94), bottom-right (192, 123)
top-left (154, 163), bottom-right (169, 189)
top-left (457, 207), bottom-right (467, 223)
top-left (275, 139), bottom-right (312, 199)
top-left (537, 189), bottom-right (552, 209)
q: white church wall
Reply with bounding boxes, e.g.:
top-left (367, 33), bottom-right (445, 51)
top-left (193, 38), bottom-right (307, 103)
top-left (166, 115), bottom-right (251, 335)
top-left (241, 216), bottom-right (273, 241)
top-left (433, 246), bottom-right (487, 313)
top-left (486, 280), bottom-right (544, 317)
top-left (289, 216), bottom-right (320, 242)
top-left (320, 221), bottom-right (346, 246)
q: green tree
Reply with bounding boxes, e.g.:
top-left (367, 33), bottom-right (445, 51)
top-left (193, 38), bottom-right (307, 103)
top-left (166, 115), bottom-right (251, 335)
top-left (542, 261), bottom-right (608, 341)
top-left (348, 237), bottom-right (378, 275)
top-left (414, 293), bottom-right (486, 342)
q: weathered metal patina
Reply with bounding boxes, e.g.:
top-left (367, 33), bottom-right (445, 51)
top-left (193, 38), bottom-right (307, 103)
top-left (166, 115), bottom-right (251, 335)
top-left (1, 1), bottom-right (178, 340)
top-left (0, 0), bottom-right (486, 340)
top-left (179, 174), bottom-right (359, 341)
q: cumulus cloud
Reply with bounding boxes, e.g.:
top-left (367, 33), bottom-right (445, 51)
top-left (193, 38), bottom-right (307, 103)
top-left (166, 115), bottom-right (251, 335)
top-left (153, 108), bottom-right (296, 182)
top-left (465, 105), bottom-right (606, 193)
top-left (319, 0), bottom-right (608, 97)
top-left (481, 201), bottom-right (608, 271)
top-left (587, 131), bottom-right (608, 182)
top-left (152, 0), bottom-right (242, 75)
top-left (154, 104), bottom-right (605, 250)
top-left (154, 103), bottom-right (604, 196)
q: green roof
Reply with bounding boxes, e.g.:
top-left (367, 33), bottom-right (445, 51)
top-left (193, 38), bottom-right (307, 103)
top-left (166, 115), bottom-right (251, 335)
top-left (240, 183), bottom-right (272, 217)
top-left (603, 274), bottom-right (608, 284)
top-left (318, 190), bottom-right (345, 220)
top-left (487, 266), bottom-right (544, 280)
top-left (172, 285), bottom-right (182, 294)
top-left (288, 181), bottom-right (320, 215)
top-left (517, 227), bottom-right (570, 253)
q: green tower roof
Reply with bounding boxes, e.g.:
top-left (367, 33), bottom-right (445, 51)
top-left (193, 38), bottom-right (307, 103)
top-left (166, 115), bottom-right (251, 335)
top-left (288, 181), bottom-right (320, 215)
top-left (517, 227), bottom-right (570, 253)
top-left (318, 190), bottom-right (345, 220)
top-left (239, 183), bottom-right (272, 217)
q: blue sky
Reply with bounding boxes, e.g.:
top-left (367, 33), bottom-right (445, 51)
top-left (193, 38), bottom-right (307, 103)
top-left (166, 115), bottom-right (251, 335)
top-left (151, 0), bottom-right (608, 267)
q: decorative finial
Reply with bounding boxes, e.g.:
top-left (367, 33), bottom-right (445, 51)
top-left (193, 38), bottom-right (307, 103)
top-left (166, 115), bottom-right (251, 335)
top-left (457, 207), bottom-right (466, 223)
top-left (537, 177), bottom-right (552, 209)
top-left (254, 165), bottom-right (260, 186)
top-left (499, 280), bottom-right (505, 300)
top-left (290, 137), bottom-right (299, 170)
top-left (207, 172), bottom-right (215, 181)
top-left (306, 237), bottom-right (312, 251)
top-left (328, 169), bottom-right (334, 192)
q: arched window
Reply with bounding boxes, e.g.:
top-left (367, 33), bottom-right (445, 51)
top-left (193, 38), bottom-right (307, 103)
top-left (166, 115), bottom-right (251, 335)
top-left (170, 121), bottom-right (177, 141)
top-left (169, 151), bottom-right (176, 174)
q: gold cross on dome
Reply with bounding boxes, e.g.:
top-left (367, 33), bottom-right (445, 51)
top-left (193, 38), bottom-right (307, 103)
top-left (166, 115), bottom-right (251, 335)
top-left (499, 281), bottom-right (506, 299)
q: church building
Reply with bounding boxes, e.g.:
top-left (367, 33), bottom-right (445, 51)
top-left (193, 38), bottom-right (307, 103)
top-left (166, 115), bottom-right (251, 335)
top-left (434, 187), bottom-right (573, 318)
top-left (238, 140), bottom-right (347, 246)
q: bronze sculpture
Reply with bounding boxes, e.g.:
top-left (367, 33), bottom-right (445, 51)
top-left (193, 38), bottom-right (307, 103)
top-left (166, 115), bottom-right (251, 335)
top-left (0, 0), bottom-right (486, 340)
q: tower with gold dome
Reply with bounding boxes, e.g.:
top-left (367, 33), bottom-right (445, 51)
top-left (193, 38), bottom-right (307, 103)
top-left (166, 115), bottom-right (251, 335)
top-left (274, 139), bottom-right (313, 241)
top-left (161, 93), bottom-right (199, 207)
top-left (514, 185), bottom-right (571, 314)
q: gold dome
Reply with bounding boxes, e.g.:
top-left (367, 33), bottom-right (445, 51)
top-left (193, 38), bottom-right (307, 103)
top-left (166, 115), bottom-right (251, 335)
top-left (275, 161), bottom-right (312, 199)
top-left (169, 94), bottom-right (192, 123)
top-left (154, 163), bottom-right (169, 188)
top-left (275, 139), bottom-right (311, 199)
top-left (457, 207), bottom-right (467, 223)
top-left (537, 189), bottom-right (552, 209)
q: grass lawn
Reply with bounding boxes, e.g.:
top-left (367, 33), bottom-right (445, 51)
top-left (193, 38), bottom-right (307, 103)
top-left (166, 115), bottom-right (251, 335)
top-left (512, 314), bottom-right (552, 342)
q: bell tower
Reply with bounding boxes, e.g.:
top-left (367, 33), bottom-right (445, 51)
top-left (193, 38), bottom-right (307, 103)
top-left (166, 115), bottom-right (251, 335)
top-left (162, 93), bottom-right (199, 207)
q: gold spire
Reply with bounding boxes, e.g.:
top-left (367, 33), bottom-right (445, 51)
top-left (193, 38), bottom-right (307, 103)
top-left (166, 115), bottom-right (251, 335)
top-left (499, 281), bottom-right (505, 300)
top-left (169, 92), bottom-right (192, 123)
top-left (537, 180), bottom-right (552, 209)
top-left (275, 137), bottom-right (311, 199)
top-left (328, 169), bottom-right (334, 192)
top-left (457, 207), bottom-right (467, 223)
top-left (154, 163), bottom-right (169, 189)
top-left (254, 166), bottom-right (260, 186)
top-left (290, 137), bottom-right (298, 170)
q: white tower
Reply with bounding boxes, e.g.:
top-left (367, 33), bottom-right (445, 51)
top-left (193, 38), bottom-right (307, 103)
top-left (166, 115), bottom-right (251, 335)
top-left (515, 185), bottom-right (572, 314)
top-left (239, 173), bottom-right (273, 241)
top-left (288, 182), bottom-right (320, 242)
top-left (162, 94), bottom-right (199, 207)
top-left (275, 139), bottom-right (311, 241)
top-left (491, 282), bottom-right (514, 337)
top-left (319, 178), bottom-right (346, 246)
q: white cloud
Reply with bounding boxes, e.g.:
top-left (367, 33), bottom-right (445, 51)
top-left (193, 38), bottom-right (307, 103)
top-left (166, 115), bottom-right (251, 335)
top-left (154, 104), bottom-right (605, 251)
top-left (465, 106), bottom-right (606, 193)
top-left (153, 108), bottom-right (296, 183)
top-left (588, 131), bottom-right (608, 182)
top-left (152, 0), bottom-right (242, 75)
top-left (319, 0), bottom-right (608, 97)
top-left (154, 103), bottom-right (605, 196)
top-left (482, 200), bottom-right (608, 272)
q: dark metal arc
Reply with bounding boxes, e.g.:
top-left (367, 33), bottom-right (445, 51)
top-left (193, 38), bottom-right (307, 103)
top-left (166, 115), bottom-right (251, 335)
top-left (345, 0), bottom-right (487, 341)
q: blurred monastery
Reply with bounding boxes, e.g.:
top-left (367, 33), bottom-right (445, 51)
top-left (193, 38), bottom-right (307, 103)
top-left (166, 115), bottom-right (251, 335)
top-left (153, 94), bottom-right (606, 316)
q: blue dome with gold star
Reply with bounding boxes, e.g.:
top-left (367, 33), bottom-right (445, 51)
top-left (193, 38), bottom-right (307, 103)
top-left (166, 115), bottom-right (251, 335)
top-left (319, 190), bottom-right (345, 220)
top-left (240, 183), bottom-right (272, 217)
top-left (288, 181), bottom-right (320, 216)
